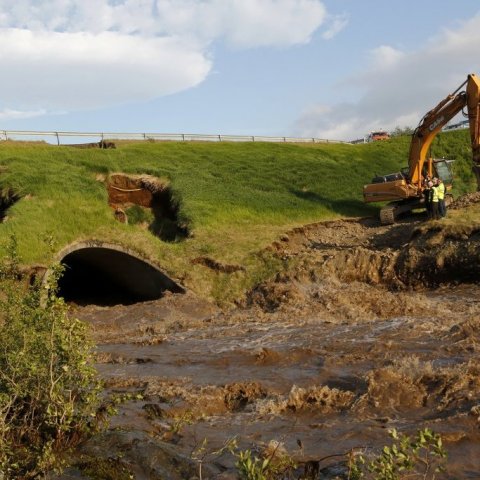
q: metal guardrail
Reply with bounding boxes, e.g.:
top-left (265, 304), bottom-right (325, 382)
top-left (442, 119), bottom-right (469, 132)
top-left (0, 129), bottom-right (351, 145)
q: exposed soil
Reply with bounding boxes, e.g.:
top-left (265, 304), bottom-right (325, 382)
top-left (191, 256), bottom-right (246, 273)
top-left (106, 173), bottom-right (189, 242)
top-left (450, 191), bottom-right (480, 209)
top-left (59, 205), bottom-right (480, 479)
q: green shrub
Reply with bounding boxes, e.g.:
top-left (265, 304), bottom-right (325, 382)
top-left (349, 428), bottom-right (448, 480)
top-left (234, 441), bottom-right (296, 480)
top-left (0, 238), bottom-right (103, 479)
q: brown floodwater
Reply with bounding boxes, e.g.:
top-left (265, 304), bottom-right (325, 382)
top-left (57, 214), bottom-right (480, 479)
top-left (71, 282), bottom-right (480, 479)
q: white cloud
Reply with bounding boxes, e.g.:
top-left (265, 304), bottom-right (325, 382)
top-left (0, 0), bottom-right (331, 117)
top-left (0, 0), bottom-right (328, 46)
top-left (222, 0), bottom-right (327, 48)
top-left (369, 45), bottom-right (405, 69)
top-left (0, 108), bottom-right (47, 120)
top-left (0, 28), bottom-right (210, 111)
top-left (322, 13), bottom-right (348, 40)
top-left (295, 13), bottom-right (480, 140)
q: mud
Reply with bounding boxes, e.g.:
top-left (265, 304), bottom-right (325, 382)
top-left (61, 212), bottom-right (480, 479)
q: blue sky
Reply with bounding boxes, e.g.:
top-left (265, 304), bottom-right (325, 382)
top-left (1, 0), bottom-right (480, 140)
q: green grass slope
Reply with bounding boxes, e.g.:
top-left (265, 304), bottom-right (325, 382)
top-left (0, 129), bottom-right (475, 303)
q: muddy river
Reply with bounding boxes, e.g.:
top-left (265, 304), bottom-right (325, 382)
top-left (63, 216), bottom-right (480, 479)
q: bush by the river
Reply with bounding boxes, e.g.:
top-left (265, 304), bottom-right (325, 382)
top-left (0, 238), bottom-right (103, 479)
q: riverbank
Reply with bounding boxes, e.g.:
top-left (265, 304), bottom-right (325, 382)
top-left (55, 199), bottom-right (480, 479)
top-left (0, 130), bottom-right (476, 305)
top-left (2, 131), bottom-right (480, 478)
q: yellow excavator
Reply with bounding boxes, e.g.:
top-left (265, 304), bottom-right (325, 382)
top-left (363, 73), bottom-right (480, 224)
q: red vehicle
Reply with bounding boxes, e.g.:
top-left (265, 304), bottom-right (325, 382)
top-left (367, 130), bottom-right (390, 142)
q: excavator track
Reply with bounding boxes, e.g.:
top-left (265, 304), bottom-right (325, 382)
top-left (379, 205), bottom-right (396, 225)
top-left (379, 199), bottom-right (422, 225)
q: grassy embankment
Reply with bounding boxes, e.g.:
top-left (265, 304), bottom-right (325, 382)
top-left (0, 129), bottom-right (476, 303)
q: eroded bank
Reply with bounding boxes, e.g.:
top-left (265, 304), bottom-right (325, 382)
top-left (57, 204), bottom-right (480, 479)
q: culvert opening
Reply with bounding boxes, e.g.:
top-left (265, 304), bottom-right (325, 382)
top-left (107, 173), bottom-right (189, 242)
top-left (56, 244), bottom-right (185, 306)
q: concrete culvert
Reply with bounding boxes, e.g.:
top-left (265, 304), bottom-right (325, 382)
top-left (55, 242), bottom-right (185, 306)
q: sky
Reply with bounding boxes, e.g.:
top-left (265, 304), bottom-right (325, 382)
top-left (1, 0), bottom-right (480, 141)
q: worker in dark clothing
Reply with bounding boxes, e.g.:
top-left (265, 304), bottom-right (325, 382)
top-left (424, 180), bottom-right (433, 219)
top-left (430, 181), bottom-right (440, 220)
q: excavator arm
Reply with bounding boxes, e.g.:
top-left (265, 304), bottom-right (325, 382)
top-left (466, 74), bottom-right (480, 188)
top-left (408, 74), bottom-right (480, 190)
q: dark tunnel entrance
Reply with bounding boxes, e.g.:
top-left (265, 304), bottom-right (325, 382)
top-left (56, 244), bottom-right (185, 306)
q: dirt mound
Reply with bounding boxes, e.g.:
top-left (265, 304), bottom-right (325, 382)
top-left (396, 225), bottom-right (480, 286)
top-left (450, 191), bottom-right (480, 209)
top-left (252, 214), bottom-right (480, 311)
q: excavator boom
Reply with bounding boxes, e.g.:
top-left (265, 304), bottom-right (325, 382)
top-left (408, 74), bottom-right (480, 189)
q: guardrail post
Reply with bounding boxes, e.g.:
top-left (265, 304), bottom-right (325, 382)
top-left (182, 134), bottom-right (185, 141)
top-left (252, 136), bottom-right (255, 142)
top-left (55, 132), bottom-right (60, 146)
top-left (218, 135), bottom-right (222, 141)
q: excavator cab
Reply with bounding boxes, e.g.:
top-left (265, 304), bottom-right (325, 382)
top-left (432, 158), bottom-right (454, 187)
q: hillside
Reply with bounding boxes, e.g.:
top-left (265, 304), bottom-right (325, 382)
top-left (0, 129), bottom-right (476, 303)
